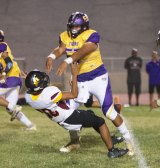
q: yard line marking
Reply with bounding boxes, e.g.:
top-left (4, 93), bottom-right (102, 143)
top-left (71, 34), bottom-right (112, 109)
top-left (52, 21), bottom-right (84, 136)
top-left (123, 117), bottom-right (149, 168)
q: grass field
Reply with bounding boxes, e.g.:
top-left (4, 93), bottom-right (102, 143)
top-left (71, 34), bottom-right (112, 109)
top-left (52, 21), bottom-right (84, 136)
top-left (0, 105), bottom-right (160, 168)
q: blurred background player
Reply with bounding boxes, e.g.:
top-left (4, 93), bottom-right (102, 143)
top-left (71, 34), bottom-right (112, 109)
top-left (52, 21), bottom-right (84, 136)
top-left (150, 30), bottom-right (160, 109)
top-left (146, 51), bottom-right (160, 106)
top-left (25, 65), bottom-right (128, 158)
top-left (46, 12), bottom-right (134, 156)
top-left (124, 48), bottom-right (143, 106)
top-left (0, 30), bottom-right (36, 130)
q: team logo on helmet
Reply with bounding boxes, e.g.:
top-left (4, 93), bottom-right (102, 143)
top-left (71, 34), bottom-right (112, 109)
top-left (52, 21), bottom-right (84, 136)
top-left (32, 75), bottom-right (40, 87)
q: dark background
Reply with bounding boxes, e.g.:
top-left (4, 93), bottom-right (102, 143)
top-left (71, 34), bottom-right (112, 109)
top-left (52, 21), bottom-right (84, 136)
top-left (1, 0), bottom-right (160, 83)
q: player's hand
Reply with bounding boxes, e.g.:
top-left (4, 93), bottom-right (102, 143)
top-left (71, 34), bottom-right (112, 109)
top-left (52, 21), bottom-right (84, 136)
top-left (56, 61), bottom-right (68, 76)
top-left (150, 100), bottom-right (158, 110)
top-left (71, 63), bottom-right (79, 77)
top-left (46, 57), bottom-right (54, 74)
top-left (0, 75), bottom-right (6, 84)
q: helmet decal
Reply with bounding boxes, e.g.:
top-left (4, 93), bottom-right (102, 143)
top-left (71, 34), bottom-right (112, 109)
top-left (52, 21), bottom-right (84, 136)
top-left (83, 15), bottom-right (89, 22)
top-left (33, 75), bottom-right (40, 87)
top-left (25, 70), bottom-right (50, 94)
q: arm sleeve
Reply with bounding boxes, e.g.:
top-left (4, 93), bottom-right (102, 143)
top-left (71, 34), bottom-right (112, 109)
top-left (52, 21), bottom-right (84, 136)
top-left (86, 32), bottom-right (100, 43)
top-left (4, 56), bottom-right (13, 73)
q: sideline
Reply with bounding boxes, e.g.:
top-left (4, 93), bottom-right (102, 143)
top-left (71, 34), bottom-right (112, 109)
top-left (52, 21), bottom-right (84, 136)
top-left (123, 117), bottom-right (149, 168)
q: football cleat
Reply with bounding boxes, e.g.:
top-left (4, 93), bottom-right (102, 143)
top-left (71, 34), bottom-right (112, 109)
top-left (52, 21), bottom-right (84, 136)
top-left (108, 147), bottom-right (129, 158)
top-left (59, 141), bottom-right (80, 153)
top-left (111, 135), bottom-right (124, 145)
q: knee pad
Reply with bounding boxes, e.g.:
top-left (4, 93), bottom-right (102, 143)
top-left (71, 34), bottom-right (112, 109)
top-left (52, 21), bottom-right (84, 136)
top-left (105, 104), bottom-right (118, 121)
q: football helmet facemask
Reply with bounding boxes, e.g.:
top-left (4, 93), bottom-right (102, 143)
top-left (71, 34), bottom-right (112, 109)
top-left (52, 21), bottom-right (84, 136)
top-left (67, 12), bottom-right (89, 38)
top-left (0, 30), bottom-right (4, 42)
top-left (25, 70), bottom-right (50, 94)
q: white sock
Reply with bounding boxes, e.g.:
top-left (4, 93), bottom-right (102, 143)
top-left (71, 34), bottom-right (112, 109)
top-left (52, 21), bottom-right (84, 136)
top-left (16, 111), bottom-right (33, 127)
top-left (117, 121), bottom-right (131, 142)
top-left (7, 102), bottom-right (14, 111)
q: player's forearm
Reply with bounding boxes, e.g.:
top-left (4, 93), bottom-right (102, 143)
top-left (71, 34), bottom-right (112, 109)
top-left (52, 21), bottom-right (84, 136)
top-left (71, 43), bottom-right (97, 62)
top-left (48, 48), bottom-right (64, 60)
top-left (70, 75), bottom-right (78, 98)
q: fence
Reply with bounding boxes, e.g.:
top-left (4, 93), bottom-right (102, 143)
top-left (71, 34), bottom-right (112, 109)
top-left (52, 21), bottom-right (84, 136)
top-left (15, 57), bottom-right (151, 93)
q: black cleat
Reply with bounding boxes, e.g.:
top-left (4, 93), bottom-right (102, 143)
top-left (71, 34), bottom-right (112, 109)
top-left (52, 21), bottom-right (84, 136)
top-left (111, 135), bottom-right (124, 145)
top-left (108, 147), bottom-right (129, 158)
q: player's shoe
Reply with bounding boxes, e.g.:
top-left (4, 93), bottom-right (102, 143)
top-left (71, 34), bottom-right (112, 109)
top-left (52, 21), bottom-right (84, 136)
top-left (25, 124), bottom-right (37, 131)
top-left (10, 105), bottom-right (22, 121)
top-left (126, 141), bottom-right (134, 156)
top-left (111, 135), bottom-right (124, 145)
top-left (59, 141), bottom-right (80, 153)
top-left (108, 147), bottom-right (129, 158)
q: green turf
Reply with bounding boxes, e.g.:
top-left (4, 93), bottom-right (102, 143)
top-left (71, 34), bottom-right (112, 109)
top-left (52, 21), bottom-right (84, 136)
top-left (0, 105), bottom-right (159, 168)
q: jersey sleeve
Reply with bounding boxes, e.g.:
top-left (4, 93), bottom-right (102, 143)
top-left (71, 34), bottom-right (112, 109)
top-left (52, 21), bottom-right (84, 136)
top-left (0, 43), bottom-right (7, 53)
top-left (59, 31), bottom-right (68, 45)
top-left (47, 86), bottom-right (63, 103)
top-left (86, 32), bottom-right (100, 43)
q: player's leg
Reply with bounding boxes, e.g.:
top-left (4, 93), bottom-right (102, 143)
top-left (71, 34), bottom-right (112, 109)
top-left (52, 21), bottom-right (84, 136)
top-left (0, 96), bottom-right (10, 107)
top-left (61, 109), bottom-right (128, 158)
top-left (5, 86), bottom-right (36, 130)
top-left (0, 96), bottom-right (22, 113)
top-left (135, 82), bottom-right (141, 106)
top-left (59, 99), bottom-right (81, 152)
top-left (59, 130), bottom-right (81, 153)
top-left (149, 84), bottom-right (154, 106)
top-left (66, 84), bottom-right (90, 151)
top-left (90, 73), bottom-right (134, 156)
top-left (79, 109), bottom-right (128, 158)
top-left (128, 82), bottom-right (133, 105)
top-left (156, 84), bottom-right (160, 99)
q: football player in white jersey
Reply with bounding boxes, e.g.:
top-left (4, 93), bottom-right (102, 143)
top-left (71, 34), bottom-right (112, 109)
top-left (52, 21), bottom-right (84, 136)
top-left (25, 64), bottom-right (128, 158)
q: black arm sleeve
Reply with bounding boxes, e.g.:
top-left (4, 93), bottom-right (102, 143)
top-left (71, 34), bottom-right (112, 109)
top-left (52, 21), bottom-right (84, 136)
top-left (4, 56), bottom-right (13, 73)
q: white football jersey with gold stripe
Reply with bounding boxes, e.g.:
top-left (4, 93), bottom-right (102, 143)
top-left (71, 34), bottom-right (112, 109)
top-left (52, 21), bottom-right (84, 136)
top-left (25, 86), bottom-right (74, 123)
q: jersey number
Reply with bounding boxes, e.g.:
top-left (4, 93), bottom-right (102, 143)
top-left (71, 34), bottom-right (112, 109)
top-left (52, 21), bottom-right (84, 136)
top-left (38, 109), bottom-right (59, 117)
